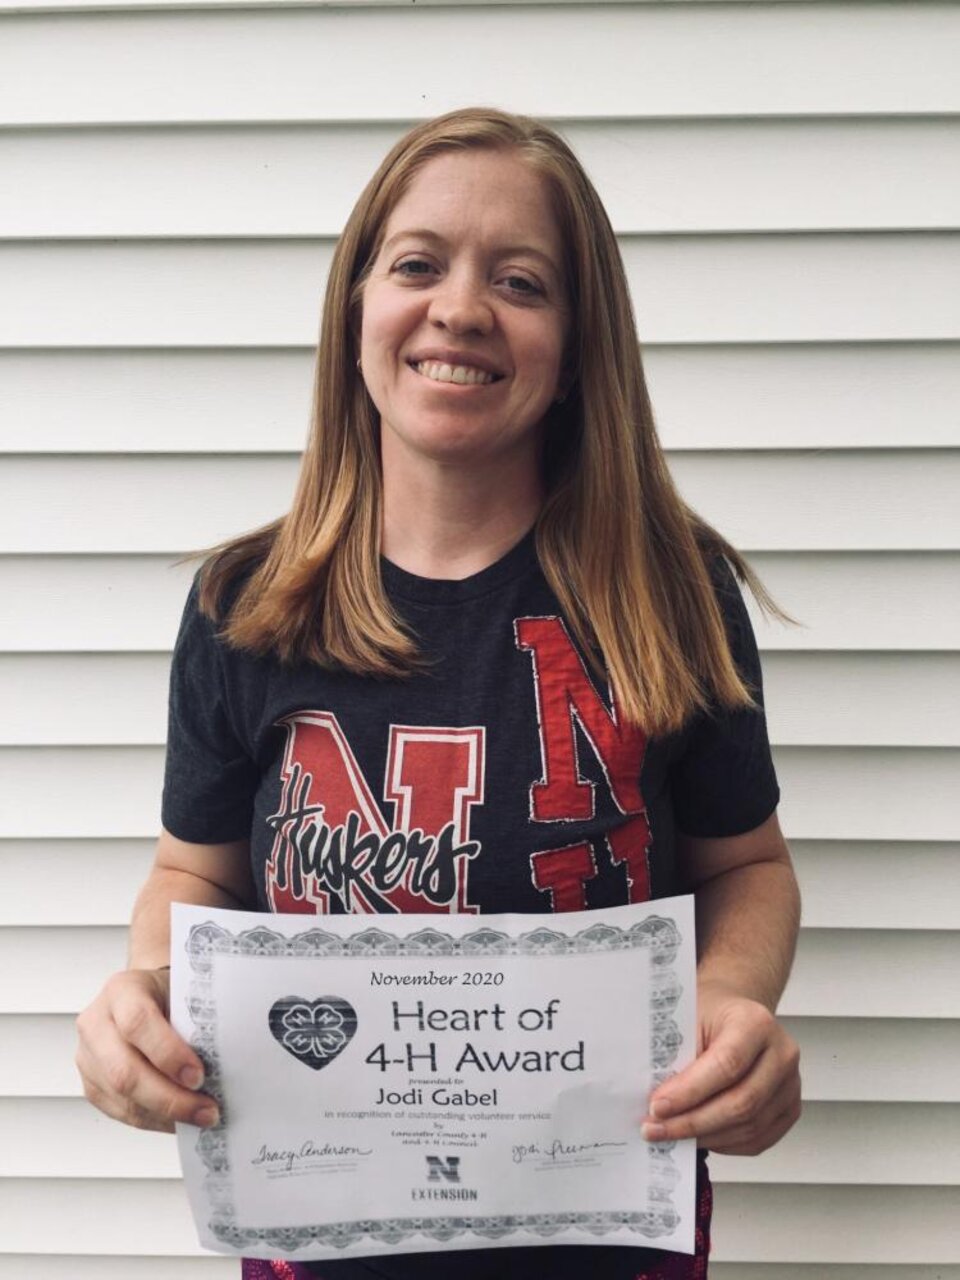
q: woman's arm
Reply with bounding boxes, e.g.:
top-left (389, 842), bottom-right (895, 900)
top-left (75, 828), bottom-right (255, 1133)
top-left (642, 810), bottom-right (803, 1155)
top-left (128, 828), bottom-right (256, 968)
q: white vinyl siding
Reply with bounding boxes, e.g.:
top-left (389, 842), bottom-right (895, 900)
top-left (3, 345), bottom-right (959, 453)
top-left (2, 452), bottom-right (960, 551)
top-left (3, 235), bottom-right (958, 347)
top-left (2, 0), bottom-right (958, 1273)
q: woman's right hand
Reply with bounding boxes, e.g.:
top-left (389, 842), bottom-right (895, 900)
top-left (75, 968), bottom-right (220, 1133)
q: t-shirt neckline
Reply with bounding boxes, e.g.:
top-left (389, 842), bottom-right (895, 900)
top-left (380, 526), bottom-right (540, 604)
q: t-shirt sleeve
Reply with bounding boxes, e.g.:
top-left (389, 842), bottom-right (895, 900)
top-left (160, 570), bottom-right (259, 843)
top-left (669, 556), bottom-right (781, 837)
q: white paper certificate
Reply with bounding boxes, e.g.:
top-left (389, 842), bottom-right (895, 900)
top-left (171, 895), bottom-right (697, 1261)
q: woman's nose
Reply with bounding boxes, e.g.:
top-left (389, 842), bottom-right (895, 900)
top-left (428, 272), bottom-right (494, 334)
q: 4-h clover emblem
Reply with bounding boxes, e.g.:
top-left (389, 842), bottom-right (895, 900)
top-left (268, 996), bottom-right (358, 1071)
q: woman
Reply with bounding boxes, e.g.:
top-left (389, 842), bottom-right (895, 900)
top-left (76, 106), bottom-right (801, 1279)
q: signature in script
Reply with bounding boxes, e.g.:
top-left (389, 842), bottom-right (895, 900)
top-left (511, 1138), bottom-right (628, 1165)
top-left (252, 1140), bottom-right (372, 1174)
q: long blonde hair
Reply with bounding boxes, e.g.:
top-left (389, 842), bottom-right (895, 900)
top-left (188, 106), bottom-right (790, 736)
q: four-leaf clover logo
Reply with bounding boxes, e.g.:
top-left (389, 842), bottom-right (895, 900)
top-left (268, 996), bottom-right (358, 1071)
top-left (282, 1002), bottom-right (346, 1058)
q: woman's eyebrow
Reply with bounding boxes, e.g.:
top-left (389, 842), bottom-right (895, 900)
top-left (383, 228), bottom-right (558, 273)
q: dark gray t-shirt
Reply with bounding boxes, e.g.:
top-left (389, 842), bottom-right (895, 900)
top-left (163, 529), bottom-right (778, 914)
top-left (161, 529), bottom-right (779, 1278)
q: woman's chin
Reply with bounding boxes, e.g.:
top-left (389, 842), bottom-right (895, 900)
top-left (380, 418), bottom-right (542, 472)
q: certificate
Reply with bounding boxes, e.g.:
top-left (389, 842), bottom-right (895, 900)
top-left (171, 895), bottom-right (697, 1261)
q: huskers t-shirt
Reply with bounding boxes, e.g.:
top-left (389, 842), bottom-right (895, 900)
top-left (161, 528), bottom-right (780, 1278)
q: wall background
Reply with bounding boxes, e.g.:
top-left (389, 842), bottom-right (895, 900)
top-left (1, 1), bottom-right (959, 1275)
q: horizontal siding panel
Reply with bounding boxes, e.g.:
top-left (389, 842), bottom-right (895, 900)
top-left (710, 1184), bottom-right (960, 1264)
top-left (4, 927), bottom-right (957, 1017)
top-left (743, 553), bottom-right (960, 653)
top-left (0, 840), bottom-right (155, 925)
top-left (3, 554), bottom-right (959, 654)
top-left (0, 457), bottom-right (296, 555)
top-left (3, 1100), bottom-right (181, 1180)
top-left (0, 1263), bottom-right (233, 1280)
top-left (791, 842), bottom-right (960, 930)
top-left (1, 0), bottom-right (730, 7)
top-left (5, 837), bottom-right (959, 931)
top-left (1, 0), bottom-right (675, 8)
top-left (2, 743), bottom-right (956, 841)
top-left (0, 657), bottom-right (170, 746)
top-left (6, 1013), bottom-right (959, 1103)
top-left (8, 1011), bottom-right (959, 1104)
top-left (0, 748), bottom-right (168, 839)
top-left (4, 345), bottom-right (958, 454)
top-left (1, 1179), bottom-right (957, 1261)
top-left (0, 0), bottom-right (948, 9)
top-left (671, 451), bottom-right (960, 552)
top-left (780, 930), bottom-right (960, 1019)
top-left (3, 235), bottom-right (959, 348)
top-left (0, 350), bottom-right (314, 455)
top-left (761, 654), bottom-right (960, 748)
top-left (619, 234), bottom-right (958, 345)
top-left (774, 748), bottom-right (958, 841)
top-left (4, 119), bottom-right (959, 239)
top-left (4, 452), bottom-right (958, 554)
top-left (0, 1016), bottom-right (86, 1097)
top-left (2, 5), bottom-right (958, 127)
top-left (0, 557), bottom-right (197, 653)
top-left (0, 456), bottom-right (297, 555)
top-left (0, 929), bottom-right (131, 1014)
top-left (5, 653), bottom-right (960, 749)
top-left (646, 343), bottom-right (960, 451)
top-left (4, 1099), bottom-right (957, 1185)
top-left (783, 1017), bottom-right (960, 1103)
top-left (0, 1180), bottom-right (207, 1256)
top-left (711, 1102), bottom-right (960, 1185)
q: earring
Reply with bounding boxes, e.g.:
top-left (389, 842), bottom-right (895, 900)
top-left (356, 358), bottom-right (362, 372)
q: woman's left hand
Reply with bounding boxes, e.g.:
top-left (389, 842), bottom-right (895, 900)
top-left (641, 978), bottom-right (801, 1156)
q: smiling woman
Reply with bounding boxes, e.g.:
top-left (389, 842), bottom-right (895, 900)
top-left (361, 149), bottom-right (572, 568)
top-left (75, 106), bottom-right (801, 1280)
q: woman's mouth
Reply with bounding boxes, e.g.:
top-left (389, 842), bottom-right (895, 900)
top-left (408, 360), bottom-right (505, 388)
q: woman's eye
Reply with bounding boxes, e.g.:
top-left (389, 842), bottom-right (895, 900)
top-left (393, 260), bottom-right (541, 296)
top-left (395, 259), bottom-right (434, 277)
top-left (504, 276), bottom-right (540, 296)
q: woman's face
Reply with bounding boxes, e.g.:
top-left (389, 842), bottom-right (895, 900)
top-left (359, 149), bottom-right (571, 472)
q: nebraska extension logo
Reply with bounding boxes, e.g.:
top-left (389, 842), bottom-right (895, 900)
top-left (411, 1154), bottom-right (478, 1203)
top-left (265, 717), bottom-right (485, 915)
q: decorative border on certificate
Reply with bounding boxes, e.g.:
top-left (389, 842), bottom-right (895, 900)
top-left (182, 915), bottom-right (685, 1252)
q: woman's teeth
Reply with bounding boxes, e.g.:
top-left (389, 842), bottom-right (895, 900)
top-left (413, 360), bottom-right (498, 386)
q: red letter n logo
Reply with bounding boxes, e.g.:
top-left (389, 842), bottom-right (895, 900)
top-left (514, 616), bottom-right (647, 822)
top-left (265, 713), bottom-right (484, 915)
